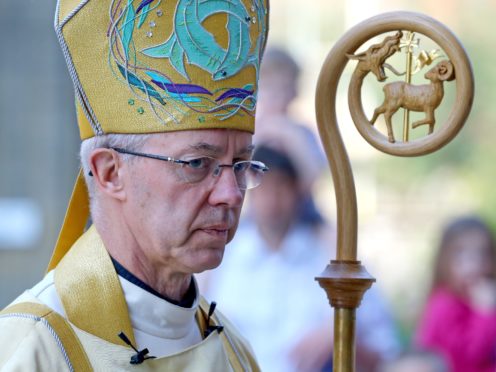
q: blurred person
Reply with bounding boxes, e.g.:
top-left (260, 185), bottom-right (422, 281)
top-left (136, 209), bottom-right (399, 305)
top-left (255, 46), bottom-right (327, 227)
top-left (200, 141), bottom-right (401, 372)
top-left (254, 46), bottom-right (325, 176)
top-left (355, 286), bottom-right (402, 372)
top-left (0, 0), bottom-right (269, 370)
top-left (255, 47), bottom-right (400, 371)
top-left (255, 46), bottom-right (301, 122)
top-left (379, 349), bottom-right (448, 372)
top-left (415, 216), bottom-right (496, 372)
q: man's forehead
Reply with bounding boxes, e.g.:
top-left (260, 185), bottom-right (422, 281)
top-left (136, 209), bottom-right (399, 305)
top-left (148, 129), bottom-right (253, 154)
top-left (188, 142), bottom-right (254, 155)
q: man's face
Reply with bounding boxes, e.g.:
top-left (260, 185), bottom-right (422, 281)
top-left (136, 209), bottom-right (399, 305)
top-left (122, 129), bottom-right (253, 275)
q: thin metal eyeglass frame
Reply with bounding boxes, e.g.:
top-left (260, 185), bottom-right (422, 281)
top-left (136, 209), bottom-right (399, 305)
top-left (110, 147), bottom-right (268, 190)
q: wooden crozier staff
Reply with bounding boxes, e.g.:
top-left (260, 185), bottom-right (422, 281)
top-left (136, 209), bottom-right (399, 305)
top-left (315, 11), bottom-right (474, 372)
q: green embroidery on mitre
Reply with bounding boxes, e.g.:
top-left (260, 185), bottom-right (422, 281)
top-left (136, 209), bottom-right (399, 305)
top-left (142, 0), bottom-right (258, 81)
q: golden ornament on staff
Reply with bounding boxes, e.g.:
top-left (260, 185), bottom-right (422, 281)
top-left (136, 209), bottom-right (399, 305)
top-left (399, 31), bottom-right (419, 142)
top-left (314, 11), bottom-right (474, 372)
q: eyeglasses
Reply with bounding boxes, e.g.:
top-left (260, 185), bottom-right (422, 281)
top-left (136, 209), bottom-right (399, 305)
top-left (111, 147), bottom-right (269, 190)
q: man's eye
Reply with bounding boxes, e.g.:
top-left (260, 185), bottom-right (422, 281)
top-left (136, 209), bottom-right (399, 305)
top-left (187, 157), bottom-right (211, 169)
top-left (233, 161), bottom-right (250, 172)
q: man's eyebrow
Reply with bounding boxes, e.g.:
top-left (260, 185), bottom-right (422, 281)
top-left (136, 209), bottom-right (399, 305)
top-left (189, 142), bottom-right (223, 155)
top-left (238, 144), bottom-right (255, 156)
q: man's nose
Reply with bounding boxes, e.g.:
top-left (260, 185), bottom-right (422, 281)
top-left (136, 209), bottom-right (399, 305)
top-left (208, 166), bottom-right (244, 207)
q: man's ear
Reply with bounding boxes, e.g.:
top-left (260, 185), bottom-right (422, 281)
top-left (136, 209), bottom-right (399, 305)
top-left (89, 148), bottom-right (127, 201)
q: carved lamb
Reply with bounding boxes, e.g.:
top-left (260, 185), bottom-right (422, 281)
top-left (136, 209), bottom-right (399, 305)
top-left (370, 60), bottom-right (455, 142)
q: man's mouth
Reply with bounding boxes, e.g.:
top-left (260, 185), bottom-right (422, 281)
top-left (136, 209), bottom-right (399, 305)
top-left (199, 224), bottom-right (230, 238)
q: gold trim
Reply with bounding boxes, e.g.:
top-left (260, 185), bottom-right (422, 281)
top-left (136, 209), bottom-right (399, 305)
top-left (54, 226), bottom-right (135, 345)
top-left (48, 169), bottom-right (90, 272)
top-left (198, 298), bottom-right (245, 371)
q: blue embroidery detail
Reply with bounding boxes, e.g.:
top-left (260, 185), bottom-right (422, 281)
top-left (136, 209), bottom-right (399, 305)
top-left (142, 0), bottom-right (255, 81)
top-left (121, 0), bottom-right (136, 59)
top-left (145, 71), bottom-right (171, 84)
top-left (117, 64), bottom-right (165, 105)
top-left (137, 4), bottom-right (150, 28)
top-left (136, 0), bottom-right (155, 15)
top-left (108, 0), bottom-right (267, 124)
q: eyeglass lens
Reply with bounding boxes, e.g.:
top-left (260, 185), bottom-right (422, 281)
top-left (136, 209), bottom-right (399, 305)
top-left (179, 158), bottom-right (265, 190)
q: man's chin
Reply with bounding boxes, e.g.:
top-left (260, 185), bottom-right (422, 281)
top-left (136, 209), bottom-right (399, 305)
top-left (192, 247), bottom-right (225, 273)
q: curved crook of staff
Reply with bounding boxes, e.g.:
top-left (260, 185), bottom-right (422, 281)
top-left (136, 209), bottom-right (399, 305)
top-left (314, 23), bottom-right (374, 371)
top-left (315, 11), bottom-right (474, 372)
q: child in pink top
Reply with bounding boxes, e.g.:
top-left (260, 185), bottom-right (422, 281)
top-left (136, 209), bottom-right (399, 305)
top-left (416, 216), bottom-right (496, 372)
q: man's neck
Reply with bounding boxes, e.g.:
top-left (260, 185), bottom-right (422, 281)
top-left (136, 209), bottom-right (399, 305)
top-left (119, 253), bottom-right (192, 302)
top-left (94, 220), bottom-right (192, 302)
top-left (112, 257), bottom-right (196, 307)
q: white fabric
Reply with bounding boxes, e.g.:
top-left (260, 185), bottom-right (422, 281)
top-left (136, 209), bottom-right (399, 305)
top-left (31, 270), bottom-right (66, 316)
top-left (29, 270), bottom-right (202, 357)
top-left (202, 222), bottom-right (332, 372)
top-left (0, 290), bottom-right (237, 372)
top-left (119, 277), bottom-right (202, 357)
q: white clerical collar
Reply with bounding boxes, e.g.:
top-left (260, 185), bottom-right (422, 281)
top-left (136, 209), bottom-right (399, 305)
top-left (118, 274), bottom-right (200, 340)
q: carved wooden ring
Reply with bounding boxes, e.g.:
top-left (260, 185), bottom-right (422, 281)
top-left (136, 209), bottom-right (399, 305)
top-left (345, 12), bottom-right (473, 156)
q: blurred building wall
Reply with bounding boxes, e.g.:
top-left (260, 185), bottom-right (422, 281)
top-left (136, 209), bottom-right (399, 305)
top-left (0, 1), bottom-right (79, 307)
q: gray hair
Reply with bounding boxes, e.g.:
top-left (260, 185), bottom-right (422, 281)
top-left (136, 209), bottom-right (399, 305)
top-left (80, 133), bottom-right (151, 212)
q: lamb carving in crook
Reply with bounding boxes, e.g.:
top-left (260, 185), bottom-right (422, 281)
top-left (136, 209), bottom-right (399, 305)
top-left (370, 60), bottom-right (455, 143)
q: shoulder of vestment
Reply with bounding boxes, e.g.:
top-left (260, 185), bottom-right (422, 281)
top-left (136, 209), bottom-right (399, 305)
top-left (0, 293), bottom-right (73, 371)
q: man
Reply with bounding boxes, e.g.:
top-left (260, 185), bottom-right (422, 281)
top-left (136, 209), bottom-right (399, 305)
top-left (0, 0), bottom-right (269, 370)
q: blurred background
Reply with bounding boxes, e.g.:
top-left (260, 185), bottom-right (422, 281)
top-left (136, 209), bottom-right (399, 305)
top-left (1, 0), bottom-right (496, 368)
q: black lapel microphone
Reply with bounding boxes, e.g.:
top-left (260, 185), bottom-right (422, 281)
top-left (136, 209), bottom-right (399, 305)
top-left (118, 331), bottom-right (157, 364)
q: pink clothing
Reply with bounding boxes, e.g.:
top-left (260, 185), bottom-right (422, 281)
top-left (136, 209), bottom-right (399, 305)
top-left (415, 287), bottom-right (496, 372)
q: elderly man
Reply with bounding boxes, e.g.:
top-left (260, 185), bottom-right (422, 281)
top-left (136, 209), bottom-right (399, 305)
top-left (0, 0), bottom-right (268, 370)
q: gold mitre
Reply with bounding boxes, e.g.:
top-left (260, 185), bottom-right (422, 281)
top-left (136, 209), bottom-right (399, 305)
top-left (56, 0), bottom-right (269, 138)
top-left (47, 0), bottom-right (269, 271)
